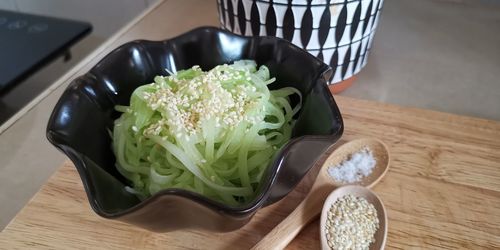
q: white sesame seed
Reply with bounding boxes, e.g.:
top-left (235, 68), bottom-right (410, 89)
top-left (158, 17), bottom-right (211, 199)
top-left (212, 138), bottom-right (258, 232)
top-left (325, 195), bottom-right (379, 250)
top-left (141, 63), bottom-right (276, 137)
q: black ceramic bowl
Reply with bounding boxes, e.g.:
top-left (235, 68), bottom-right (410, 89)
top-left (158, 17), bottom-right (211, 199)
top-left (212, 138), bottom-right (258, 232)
top-left (47, 27), bottom-right (343, 232)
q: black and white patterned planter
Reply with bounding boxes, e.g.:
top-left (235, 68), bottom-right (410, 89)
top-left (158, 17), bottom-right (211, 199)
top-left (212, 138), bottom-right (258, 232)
top-left (217, 0), bottom-right (384, 85)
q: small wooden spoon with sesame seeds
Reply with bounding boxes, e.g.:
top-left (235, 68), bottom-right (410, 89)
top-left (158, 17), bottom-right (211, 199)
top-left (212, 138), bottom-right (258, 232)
top-left (251, 138), bottom-right (389, 250)
top-left (320, 185), bottom-right (387, 250)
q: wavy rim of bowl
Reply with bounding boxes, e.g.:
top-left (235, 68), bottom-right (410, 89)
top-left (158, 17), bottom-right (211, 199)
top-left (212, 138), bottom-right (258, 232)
top-left (47, 26), bottom-right (343, 218)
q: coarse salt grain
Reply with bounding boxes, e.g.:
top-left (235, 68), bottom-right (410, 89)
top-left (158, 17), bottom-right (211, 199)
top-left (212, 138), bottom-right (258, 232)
top-left (325, 194), bottom-right (379, 250)
top-left (328, 147), bottom-right (376, 183)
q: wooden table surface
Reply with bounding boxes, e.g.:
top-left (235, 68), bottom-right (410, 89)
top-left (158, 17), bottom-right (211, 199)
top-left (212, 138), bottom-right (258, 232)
top-left (1, 95), bottom-right (500, 249)
top-left (1, 0), bottom-right (500, 249)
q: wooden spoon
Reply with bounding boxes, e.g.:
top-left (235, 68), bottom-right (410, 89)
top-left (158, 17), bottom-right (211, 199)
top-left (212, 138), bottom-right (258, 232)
top-left (251, 138), bottom-right (390, 250)
top-left (320, 185), bottom-right (388, 250)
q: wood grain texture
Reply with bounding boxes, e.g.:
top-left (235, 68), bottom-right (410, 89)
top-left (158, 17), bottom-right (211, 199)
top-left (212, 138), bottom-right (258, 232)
top-left (1, 95), bottom-right (499, 250)
top-left (1, 0), bottom-right (500, 249)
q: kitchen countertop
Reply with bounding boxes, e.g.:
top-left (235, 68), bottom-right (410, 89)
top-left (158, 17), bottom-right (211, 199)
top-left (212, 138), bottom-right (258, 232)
top-left (1, 0), bottom-right (499, 237)
top-left (343, 0), bottom-right (500, 121)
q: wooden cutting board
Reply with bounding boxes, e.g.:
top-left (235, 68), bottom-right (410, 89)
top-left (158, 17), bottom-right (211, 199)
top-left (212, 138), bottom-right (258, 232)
top-left (1, 95), bottom-right (499, 249)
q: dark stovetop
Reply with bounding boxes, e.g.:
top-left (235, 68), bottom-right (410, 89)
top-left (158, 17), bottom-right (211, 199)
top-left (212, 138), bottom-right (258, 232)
top-left (0, 10), bottom-right (91, 126)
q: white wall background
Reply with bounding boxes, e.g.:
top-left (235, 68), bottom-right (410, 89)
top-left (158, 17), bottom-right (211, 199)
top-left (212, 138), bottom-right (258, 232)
top-left (0, 0), bottom-right (159, 38)
top-left (0, 0), bottom-right (16, 11)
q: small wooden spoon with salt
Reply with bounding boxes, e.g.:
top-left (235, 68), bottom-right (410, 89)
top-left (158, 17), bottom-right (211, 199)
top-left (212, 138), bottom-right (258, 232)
top-left (251, 138), bottom-right (390, 250)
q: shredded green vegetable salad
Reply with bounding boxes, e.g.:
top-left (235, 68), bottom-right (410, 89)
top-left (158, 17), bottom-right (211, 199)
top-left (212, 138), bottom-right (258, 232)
top-left (112, 60), bottom-right (301, 206)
